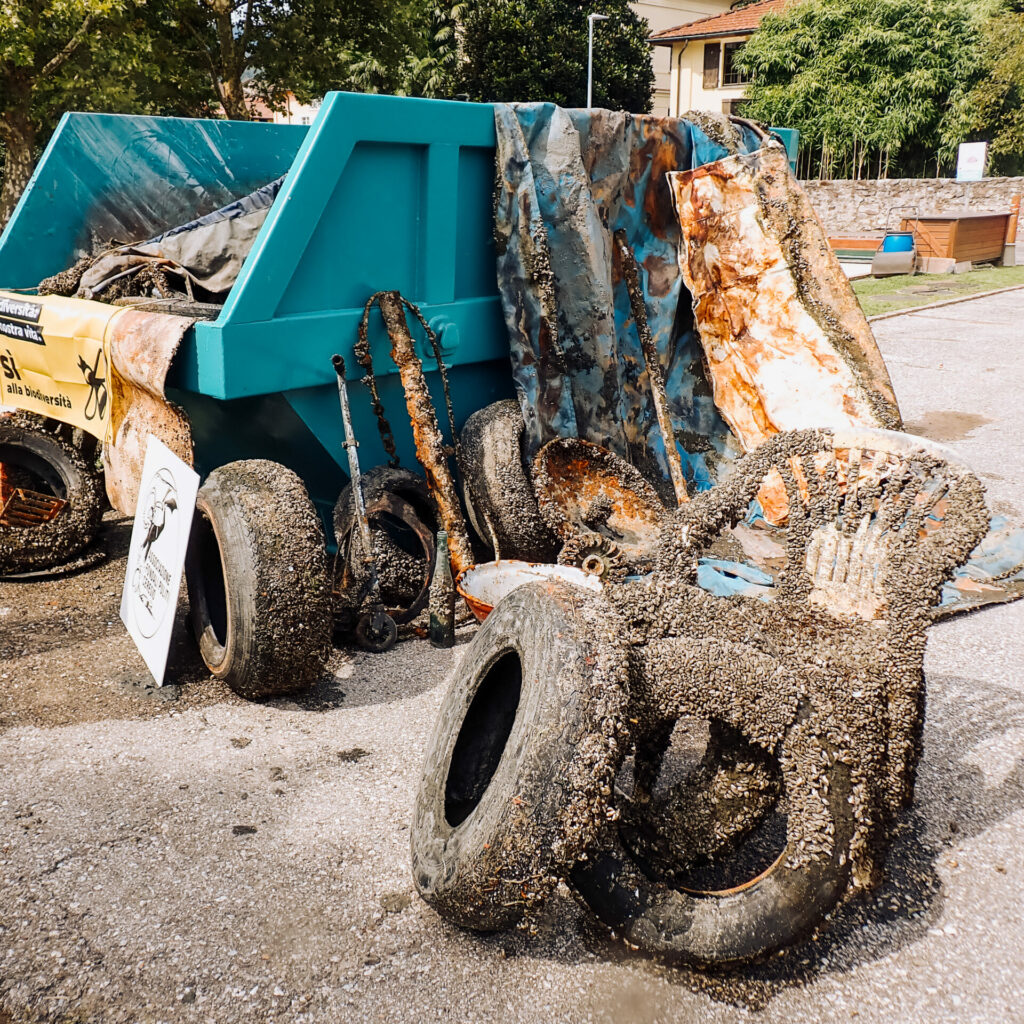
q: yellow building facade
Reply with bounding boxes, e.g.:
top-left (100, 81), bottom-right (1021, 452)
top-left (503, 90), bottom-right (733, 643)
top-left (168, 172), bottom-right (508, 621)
top-left (648, 0), bottom-right (784, 116)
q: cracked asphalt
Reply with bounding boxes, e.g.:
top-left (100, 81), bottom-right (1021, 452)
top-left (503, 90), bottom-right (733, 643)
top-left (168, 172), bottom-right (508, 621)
top-left (2, 289), bottom-right (1024, 1023)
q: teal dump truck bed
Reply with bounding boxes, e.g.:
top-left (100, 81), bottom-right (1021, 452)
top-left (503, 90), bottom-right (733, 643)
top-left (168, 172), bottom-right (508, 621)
top-left (0, 93), bottom-right (511, 521)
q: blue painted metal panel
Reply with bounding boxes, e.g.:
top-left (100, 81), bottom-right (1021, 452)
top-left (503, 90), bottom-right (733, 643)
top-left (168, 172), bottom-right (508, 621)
top-left (768, 126), bottom-right (799, 173)
top-left (0, 112), bottom-right (305, 289)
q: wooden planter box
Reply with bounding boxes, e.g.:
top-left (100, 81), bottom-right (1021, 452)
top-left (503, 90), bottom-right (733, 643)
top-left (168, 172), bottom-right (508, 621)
top-left (901, 212), bottom-right (1010, 264)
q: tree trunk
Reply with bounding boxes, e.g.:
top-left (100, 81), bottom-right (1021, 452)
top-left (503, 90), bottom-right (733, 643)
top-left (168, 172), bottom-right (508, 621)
top-left (219, 75), bottom-right (249, 120)
top-left (211, 0), bottom-right (250, 120)
top-left (0, 114), bottom-right (37, 229)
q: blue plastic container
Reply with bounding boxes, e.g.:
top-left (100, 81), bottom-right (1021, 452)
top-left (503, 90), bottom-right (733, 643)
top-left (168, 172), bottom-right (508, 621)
top-left (881, 232), bottom-right (915, 253)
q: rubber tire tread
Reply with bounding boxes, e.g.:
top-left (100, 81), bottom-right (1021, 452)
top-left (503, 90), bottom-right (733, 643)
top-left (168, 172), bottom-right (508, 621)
top-left (332, 465), bottom-right (437, 546)
top-left (186, 459), bottom-right (332, 700)
top-left (570, 746), bottom-right (854, 967)
top-left (459, 400), bottom-right (558, 562)
top-left (411, 580), bottom-right (629, 931)
top-left (0, 413), bottom-right (104, 575)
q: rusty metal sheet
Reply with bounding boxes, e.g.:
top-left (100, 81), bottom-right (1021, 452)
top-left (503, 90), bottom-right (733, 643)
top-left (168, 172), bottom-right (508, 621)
top-left (533, 437), bottom-right (664, 563)
top-left (667, 146), bottom-right (901, 454)
top-left (103, 308), bottom-right (195, 515)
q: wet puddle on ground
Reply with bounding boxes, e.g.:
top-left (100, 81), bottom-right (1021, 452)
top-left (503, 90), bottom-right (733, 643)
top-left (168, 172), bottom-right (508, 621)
top-left (903, 410), bottom-right (991, 442)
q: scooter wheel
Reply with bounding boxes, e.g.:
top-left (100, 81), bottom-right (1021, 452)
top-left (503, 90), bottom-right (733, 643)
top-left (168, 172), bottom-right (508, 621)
top-left (355, 610), bottom-right (398, 652)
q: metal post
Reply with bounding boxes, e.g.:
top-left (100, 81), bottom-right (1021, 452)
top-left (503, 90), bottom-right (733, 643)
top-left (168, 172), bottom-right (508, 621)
top-left (587, 13), bottom-right (609, 109)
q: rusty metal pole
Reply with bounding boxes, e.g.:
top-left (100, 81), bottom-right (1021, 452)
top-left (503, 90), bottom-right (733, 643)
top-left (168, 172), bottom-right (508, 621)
top-left (614, 231), bottom-right (689, 505)
top-left (376, 291), bottom-right (475, 574)
top-left (1004, 195), bottom-right (1020, 267)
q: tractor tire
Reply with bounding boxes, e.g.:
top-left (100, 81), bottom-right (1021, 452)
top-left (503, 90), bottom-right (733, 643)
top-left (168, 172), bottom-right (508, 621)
top-left (570, 736), bottom-right (855, 968)
top-left (185, 459), bottom-right (332, 700)
top-left (458, 400), bottom-right (558, 562)
top-left (0, 414), bottom-right (105, 575)
top-left (411, 580), bottom-right (629, 931)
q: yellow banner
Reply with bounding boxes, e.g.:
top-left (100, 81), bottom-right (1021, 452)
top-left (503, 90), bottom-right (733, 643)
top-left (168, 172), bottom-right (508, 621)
top-left (0, 291), bottom-right (128, 441)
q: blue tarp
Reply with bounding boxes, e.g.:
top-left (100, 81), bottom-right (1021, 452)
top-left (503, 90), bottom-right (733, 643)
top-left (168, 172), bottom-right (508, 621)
top-left (494, 104), bottom-right (761, 498)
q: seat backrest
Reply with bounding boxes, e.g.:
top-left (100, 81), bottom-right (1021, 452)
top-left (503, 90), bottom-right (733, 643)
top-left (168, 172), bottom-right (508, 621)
top-left (662, 428), bottom-right (990, 622)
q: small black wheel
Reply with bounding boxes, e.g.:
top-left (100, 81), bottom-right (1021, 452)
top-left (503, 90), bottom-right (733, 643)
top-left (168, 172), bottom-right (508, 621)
top-left (411, 580), bottom-right (629, 931)
top-left (185, 459), bottom-right (332, 700)
top-left (458, 400), bottom-right (558, 561)
top-left (355, 609), bottom-right (398, 652)
top-left (0, 413), bottom-right (105, 575)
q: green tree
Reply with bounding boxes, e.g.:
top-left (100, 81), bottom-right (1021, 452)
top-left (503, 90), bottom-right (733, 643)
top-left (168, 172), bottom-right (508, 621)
top-left (457, 0), bottom-right (654, 112)
top-left (942, 7), bottom-right (1024, 176)
top-left (0, 0), bottom-right (221, 226)
top-left (0, 1), bottom-right (124, 223)
top-left (735, 0), bottom-right (1000, 179)
top-left (259, 0), bottom-right (434, 102)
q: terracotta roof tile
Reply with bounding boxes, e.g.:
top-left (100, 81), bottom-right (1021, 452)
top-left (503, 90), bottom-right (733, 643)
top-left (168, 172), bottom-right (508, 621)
top-left (650, 0), bottom-right (788, 43)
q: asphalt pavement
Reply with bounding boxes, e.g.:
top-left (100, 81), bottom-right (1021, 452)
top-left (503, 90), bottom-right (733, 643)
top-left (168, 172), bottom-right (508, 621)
top-left (1, 289), bottom-right (1023, 1024)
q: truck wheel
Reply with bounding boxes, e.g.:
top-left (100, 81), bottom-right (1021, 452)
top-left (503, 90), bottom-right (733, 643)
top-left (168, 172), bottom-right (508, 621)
top-left (411, 580), bottom-right (629, 931)
top-left (0, 414), bottom-right (104, 575)
top-left (570, 740), bottom-right (855, 967)
top-left (458, 400), bottom-right (558, 562)
top-left (185, 459), bottom-right (332, 700)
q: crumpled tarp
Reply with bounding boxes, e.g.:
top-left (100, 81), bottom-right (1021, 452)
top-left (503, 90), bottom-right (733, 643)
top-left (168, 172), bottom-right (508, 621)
top-left (43, 176), bottom-right (284, 301)
top-left (493, 102), bottom-right (1024, 618)
top-left (494, 103), bottom-right (762, 497)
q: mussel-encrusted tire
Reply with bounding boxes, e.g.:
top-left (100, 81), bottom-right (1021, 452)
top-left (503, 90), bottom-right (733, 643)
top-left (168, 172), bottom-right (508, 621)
top-left (333, 466), bottom-right (436, 544)
top-left (458, 400), bottom-right (558, 562)
top-left (411, 580), bottom-right (629, 931)
top-left (333, 465), bottom-right (437, 622)
top-left (185, 459), bottom-right (332, 700)
top-left (570, 739), bottom-right (855, 967)
top-left (628, 721), bottom-right (783, 879)
top-left (0, 414), bottom-right (104, 575)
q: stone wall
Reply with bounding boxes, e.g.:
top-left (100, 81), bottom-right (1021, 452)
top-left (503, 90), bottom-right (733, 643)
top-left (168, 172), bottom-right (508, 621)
top-left (800, 177), bottom-right (1024, 237)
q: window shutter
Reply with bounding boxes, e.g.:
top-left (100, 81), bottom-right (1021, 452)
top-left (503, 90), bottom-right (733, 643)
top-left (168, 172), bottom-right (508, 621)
top-left (703, 43), bottom-right (721, 89)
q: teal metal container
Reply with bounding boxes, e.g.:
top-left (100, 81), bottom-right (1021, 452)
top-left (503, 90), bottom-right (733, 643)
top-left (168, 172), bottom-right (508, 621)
top-left (0, 92), bottom-right (512, 525)
top-left (768, 126), bottom-right (799, 174)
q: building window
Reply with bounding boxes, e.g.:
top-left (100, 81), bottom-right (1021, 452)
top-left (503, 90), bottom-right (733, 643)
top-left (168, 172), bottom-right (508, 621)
top-left (722, 99), bottom-right (751, 116)
top-left (722, 41), bottom-right (749, 86)
top-left (702, 43), bottom-right (721, 89)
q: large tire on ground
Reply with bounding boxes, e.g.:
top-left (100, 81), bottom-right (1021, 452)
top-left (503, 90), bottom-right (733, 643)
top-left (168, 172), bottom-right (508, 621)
top-left (458, 400), bottom-right (558, 562)
top-left (0, 413), bottom-right (105, 575)
top-left (570, 731), bottom-right (855, 967)
top-left (411, 580), bottom-right (629, 931)
top-left (185, 459), bottom-right (332, 700)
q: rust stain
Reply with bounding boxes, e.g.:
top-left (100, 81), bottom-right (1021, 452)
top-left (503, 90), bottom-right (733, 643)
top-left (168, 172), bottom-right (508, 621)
top-left (668, 148), bottom-right (902, 525)
top-left (533, 438), bottom-right (664, 561)
top-left (103, 309), bottom-right (195, 515)
top-left (377, 291), bottom-right (474, 576)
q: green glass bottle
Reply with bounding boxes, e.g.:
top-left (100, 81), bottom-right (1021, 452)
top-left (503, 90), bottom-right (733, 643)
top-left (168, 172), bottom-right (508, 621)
top-left (428, 529), bottom-right (455, 648)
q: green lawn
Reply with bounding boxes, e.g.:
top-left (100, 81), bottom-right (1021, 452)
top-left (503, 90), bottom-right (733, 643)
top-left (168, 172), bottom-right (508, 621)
top-left (851, 263), bottom-right (1024, 318)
